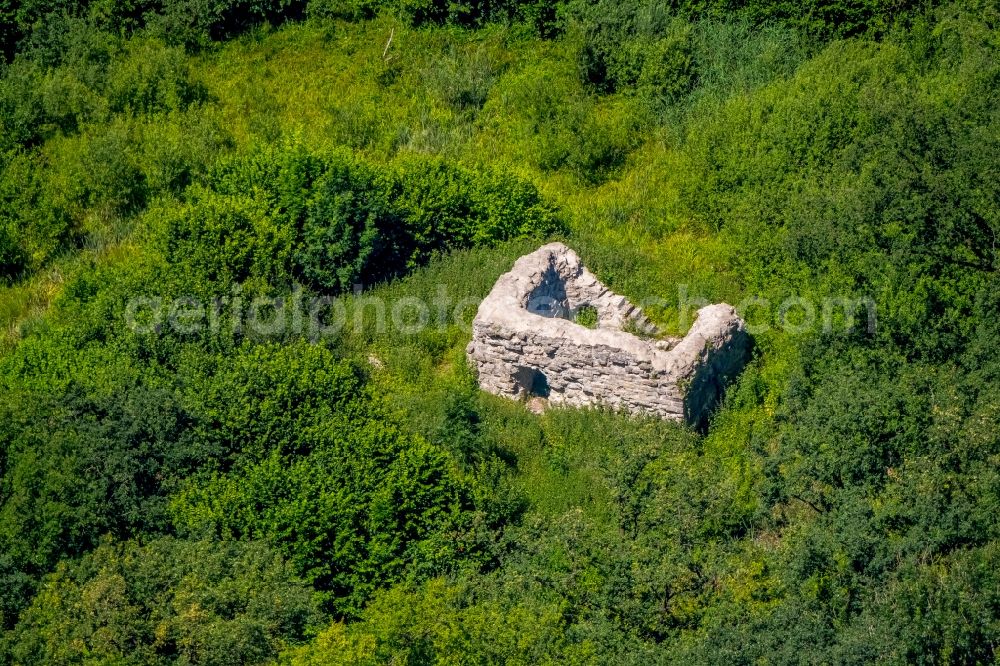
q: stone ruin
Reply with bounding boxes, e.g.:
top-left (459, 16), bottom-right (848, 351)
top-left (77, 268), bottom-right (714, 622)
top-left (466, 243), bottom-right (751, 425)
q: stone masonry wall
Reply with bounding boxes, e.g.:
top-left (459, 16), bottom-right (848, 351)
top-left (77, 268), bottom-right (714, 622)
top-left (466, 243), bottom-right (751, 425)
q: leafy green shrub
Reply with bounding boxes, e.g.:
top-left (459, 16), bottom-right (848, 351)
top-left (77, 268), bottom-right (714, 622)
top-left (0, 554), bottom-right (35, 631)
top-left (0, 366), bottom-right (205, 619)
top-left (9, 537), bottom-right (321, 665)
top-left (391, 155), bottom-right (477, 266)
top-left (0, 59), bottom-right (45, 150)
top-left (80, 124), bottom-right (150, 218)
top-left (138, 107), bottom-right (234, 194)
top-left (146, 0), bottom-right (306, 50)
top-left (392, 156), bottom-right (564, 267)
top-left (0, 219), bottom-right (25, 280)
top-left (571, 0), bottom-right (668, 92)
top-left (395, 0), bottom-right (450, 25)
top-left (471, 167), bottom-right (563, 240)
top-left (156, 187), bottom-right (293, 292)
top-left (185, 343), bottom-right (369, 462)
top-left (0, 5), bottom-right (18, 61)
top-left (741, 0), bottom-right (929, 39)
top-left (294, 158), bottom-right (406, 293)
top-left (1, 19), bottom-right (116, 139)
top-left (29, 123), bottom-right (150, 236)
top-left (0, 150), bottom-right (75, 271)
top-left (205, 144), bottom-right (562, 293)
top-left (172, 435), bottom-right (472, 617)
top-left (143, 0), bottom-right (218, 50)
top-left (392, 0), bottom-right (543, 27)
top-left (639, 29), bottom-right (697, 101)
top-left (0, 103), bottom-right (228, 280)
top-left (86, 0), bottom-right (155, 35)
top-left (171, 344), bottom-right (479, 617)
top-left (37, 65), bottom-right (108, 136)
top-left (565, 0), bottom-right (937, 45)
top-left (575, 8), bottom-right (698, 101)
top-left (105, 38), bottom-right (206, 115)
top-left (16, 11), bottom-right (115, 71)
top-left (306, 0), bottom-right (383, 20)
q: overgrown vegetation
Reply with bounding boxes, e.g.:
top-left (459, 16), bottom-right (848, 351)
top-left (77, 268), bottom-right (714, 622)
top-left (1, 0), bottom-right (998, 663)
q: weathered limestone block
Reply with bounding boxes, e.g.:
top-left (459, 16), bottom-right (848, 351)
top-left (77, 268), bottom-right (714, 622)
top-left (466, 243), bottom-right (751, 426)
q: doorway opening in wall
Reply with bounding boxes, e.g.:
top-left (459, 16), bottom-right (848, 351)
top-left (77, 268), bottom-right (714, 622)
top-left (513, 365), bottom-right (550, 398)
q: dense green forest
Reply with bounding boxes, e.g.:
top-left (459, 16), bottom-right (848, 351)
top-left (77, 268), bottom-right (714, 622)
top-left (0, 0), bottom-right (998, 662)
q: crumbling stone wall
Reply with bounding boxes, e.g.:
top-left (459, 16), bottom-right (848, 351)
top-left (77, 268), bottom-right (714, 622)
top-left (466, 243), bottom-right (751, 425)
